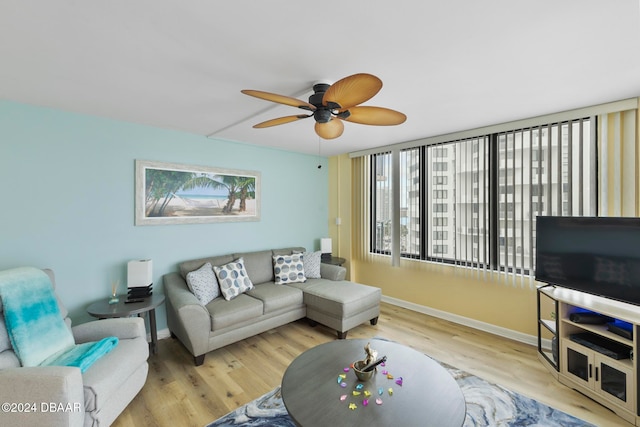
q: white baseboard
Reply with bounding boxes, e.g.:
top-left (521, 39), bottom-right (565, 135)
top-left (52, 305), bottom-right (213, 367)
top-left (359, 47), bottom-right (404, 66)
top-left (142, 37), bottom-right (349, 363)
top-left (381, 295), bottom-right (538, 347)
top-left (153, 301), bottom-right (540, 348)
top-left (151, 328), bottom-right (171, 342)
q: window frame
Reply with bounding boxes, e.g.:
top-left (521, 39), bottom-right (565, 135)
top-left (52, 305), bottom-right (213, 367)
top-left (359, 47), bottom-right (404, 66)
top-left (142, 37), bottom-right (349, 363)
top-left (369, 117), bottom-right (596, 276)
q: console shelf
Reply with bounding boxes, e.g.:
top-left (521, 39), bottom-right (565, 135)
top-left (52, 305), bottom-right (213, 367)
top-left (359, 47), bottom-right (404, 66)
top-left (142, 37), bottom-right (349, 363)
top-left (538, 285), bottom-right (640, 425)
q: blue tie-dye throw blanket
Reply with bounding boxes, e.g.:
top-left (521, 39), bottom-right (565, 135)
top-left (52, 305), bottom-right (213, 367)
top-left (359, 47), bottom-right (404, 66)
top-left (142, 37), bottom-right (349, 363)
top-left (0, 267), bottom-right (117, 372)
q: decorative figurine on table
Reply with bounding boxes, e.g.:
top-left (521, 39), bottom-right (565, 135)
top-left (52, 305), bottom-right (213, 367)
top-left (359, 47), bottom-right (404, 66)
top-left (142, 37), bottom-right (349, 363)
top-left (109, 279), bottom-right (120, 304)
top-left (353, 342), bottom-right (387, 381)
top-left (363, 342), bottom-right (378, 367)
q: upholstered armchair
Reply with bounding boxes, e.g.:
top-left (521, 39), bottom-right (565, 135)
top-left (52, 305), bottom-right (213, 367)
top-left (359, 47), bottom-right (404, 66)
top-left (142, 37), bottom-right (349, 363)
top-left (0, 269), bottom-right (149, 427)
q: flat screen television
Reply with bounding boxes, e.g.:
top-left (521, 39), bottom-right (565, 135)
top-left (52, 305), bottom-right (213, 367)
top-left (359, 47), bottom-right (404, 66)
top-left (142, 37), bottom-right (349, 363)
top-left (535, 216), bottom-right (640, 306)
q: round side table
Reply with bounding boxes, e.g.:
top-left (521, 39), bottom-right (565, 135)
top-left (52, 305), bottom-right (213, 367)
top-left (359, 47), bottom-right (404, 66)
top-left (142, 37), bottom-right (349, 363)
top-left (87, 294), bottom-right (165, 355)
top-left (322, 256), bottom-right (346, 266)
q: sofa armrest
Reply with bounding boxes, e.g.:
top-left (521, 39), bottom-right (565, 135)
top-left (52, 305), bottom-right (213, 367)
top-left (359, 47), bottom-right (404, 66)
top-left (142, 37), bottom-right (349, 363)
top-left (163, 272), bottom-right (211, 357)
top-left (0, 366), bottom-right (85, 427)
top-left (320, 263), bottom-right (347, 281)
top-left (72, 317), bottom-right (146, 343)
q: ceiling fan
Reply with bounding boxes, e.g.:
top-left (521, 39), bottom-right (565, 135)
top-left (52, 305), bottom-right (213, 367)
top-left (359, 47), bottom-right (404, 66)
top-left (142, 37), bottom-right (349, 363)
top-left (241, 73), bottom-right (406, 140)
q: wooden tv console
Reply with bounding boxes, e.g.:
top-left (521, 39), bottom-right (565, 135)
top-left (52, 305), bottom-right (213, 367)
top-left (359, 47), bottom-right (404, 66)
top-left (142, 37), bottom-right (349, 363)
top-left (538, 285), bottom-right (640, 425)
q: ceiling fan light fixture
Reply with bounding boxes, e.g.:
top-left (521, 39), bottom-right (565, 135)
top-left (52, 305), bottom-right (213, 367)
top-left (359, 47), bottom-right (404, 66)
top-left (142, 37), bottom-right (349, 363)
top-left (315, 119), bottom-right (344, 139)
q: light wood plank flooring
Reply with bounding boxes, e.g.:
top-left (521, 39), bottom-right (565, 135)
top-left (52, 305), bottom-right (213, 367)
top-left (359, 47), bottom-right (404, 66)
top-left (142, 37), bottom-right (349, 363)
top-left (114, 302), bottom-right (631, 426)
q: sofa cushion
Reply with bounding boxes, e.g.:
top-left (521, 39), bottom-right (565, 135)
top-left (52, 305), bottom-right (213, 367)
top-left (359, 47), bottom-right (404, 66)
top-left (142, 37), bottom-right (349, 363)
top-left (179, 254), bottom-right (235, 280)
top-left (272, 247), bottom-right (306, 256)
top-left (213, 258), bottom-right (254, 301)
top-left (186, 262), bottom-right (220, 305)
top-left (272, 254), bottom-right (306, 285)
top-left (206, 294), bottom-right (264, 330)
top-left (81, 334), bottom-right (148, 412)
top-left (233, 250), bottom-right (274, 284)
top-left (303, 281), bottom-right (382, 318)
top-left (284, 277), bottom-right (330, 292)
top-left (246, 283), bottom-right (304, 314)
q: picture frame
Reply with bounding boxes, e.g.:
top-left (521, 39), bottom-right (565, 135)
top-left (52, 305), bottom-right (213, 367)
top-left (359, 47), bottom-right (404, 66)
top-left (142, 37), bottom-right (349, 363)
top-left (135, 160), bottom-right (261, 226)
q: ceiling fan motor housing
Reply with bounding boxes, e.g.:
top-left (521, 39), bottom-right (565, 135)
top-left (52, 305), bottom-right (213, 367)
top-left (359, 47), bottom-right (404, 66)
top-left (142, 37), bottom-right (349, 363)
top-left (310, 83), bottom-right (335, 123)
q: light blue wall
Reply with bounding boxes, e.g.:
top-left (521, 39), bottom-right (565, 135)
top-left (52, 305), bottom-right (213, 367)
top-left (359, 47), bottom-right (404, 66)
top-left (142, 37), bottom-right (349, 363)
top-left (0, 100), bottom-right (329, 332)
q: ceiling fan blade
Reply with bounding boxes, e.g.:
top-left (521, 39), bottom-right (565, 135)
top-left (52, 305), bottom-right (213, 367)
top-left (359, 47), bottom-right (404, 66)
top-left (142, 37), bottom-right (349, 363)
top-left (315, 119), bottom-right (344, 139)
top-left (242, 89), bottom-right (316, 111)
top-left (344, 106), bottom-right (407, 125)
top-left (323, 73), bottom-right (382, 109)
top-left (253, 114), bottom-right (311, 128)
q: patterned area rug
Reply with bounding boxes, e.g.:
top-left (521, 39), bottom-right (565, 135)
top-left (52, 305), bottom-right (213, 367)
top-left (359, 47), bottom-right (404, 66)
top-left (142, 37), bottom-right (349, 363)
top-left (206, 360), bottom-right (595, 427)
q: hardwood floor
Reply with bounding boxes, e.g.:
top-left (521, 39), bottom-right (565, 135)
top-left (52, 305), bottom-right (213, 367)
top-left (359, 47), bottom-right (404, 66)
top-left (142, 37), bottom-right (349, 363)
top-left (114, 302), bottom-right (631, 427)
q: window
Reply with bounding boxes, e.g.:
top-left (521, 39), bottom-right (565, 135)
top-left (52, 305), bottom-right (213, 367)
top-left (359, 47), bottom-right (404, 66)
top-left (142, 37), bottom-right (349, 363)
top-left (371, 152), bottom-right (393, 253)
top-left (531, 186), bottom-right (544, 197)
top-left (433, 244), bottom-right (448, 254)
top-left (401, 148), bottom-right (421, 255)
top-left (433, 217), bottom-right (448, 226)
top-left (433, 203), bottom-right (448, 213)
top-left (433, 189), bottom-right (448, 199)
top-left (434, 176), bottom-right (448, 185)
top-left (371, 148), bottom-right (421, 257)
top-left (433, 161), bottom-right (448, 172)
top-left (433, 147), bottom-right (448, 158)
top-left (369, 117), bottom-right (596, 275)
top-left (433, 231), bottom-right (448, 240)
top-left (500, 185), bottom-right (514, 194)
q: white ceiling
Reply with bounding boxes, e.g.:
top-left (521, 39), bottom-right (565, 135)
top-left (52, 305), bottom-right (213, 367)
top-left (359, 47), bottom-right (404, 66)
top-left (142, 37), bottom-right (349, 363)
top-left (1, 1), bottom-right (639, 157)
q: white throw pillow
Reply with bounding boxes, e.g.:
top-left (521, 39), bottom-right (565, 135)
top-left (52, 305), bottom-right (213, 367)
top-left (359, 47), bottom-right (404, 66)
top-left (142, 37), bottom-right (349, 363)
top-left (303, 251), bottom-right (322, 279)
top-left (186, 262), bottom-right (220, 305)
top-left (273, 254), bottom-right (306, 284)
top-left (213, 257), bottom-right (254, 301)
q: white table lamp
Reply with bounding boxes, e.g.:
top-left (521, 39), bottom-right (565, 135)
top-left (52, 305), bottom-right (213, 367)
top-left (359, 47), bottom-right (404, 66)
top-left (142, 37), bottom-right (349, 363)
top-left (321, 238), bottom-right (332, 260)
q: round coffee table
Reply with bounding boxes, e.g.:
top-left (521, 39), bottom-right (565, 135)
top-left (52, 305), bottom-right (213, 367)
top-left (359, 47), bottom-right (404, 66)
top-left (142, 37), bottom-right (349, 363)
top-left (281, 338), bottom-right (465, 427)
top-left (86, 294), bottom-right (165, 355)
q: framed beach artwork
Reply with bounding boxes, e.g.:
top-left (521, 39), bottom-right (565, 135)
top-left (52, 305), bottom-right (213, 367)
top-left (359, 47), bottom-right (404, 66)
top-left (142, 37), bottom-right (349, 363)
top-left (135, 160), bottom-right (261, 226)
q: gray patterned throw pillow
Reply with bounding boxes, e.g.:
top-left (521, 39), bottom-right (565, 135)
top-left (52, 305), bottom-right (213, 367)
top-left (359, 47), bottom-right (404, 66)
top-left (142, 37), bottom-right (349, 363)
top-left (303, 251), bottom-right (322, 279)
top-left (213, 257), bottom-right (254, 301)
top-left (186, 262), bottom-right (220, 305)
top-left (273, 254), bottom-right (306, 284)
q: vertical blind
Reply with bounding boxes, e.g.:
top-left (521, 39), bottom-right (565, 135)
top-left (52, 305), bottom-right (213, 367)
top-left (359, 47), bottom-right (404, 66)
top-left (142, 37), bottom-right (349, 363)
top-left (352, 100), bottom-right (638, 287)
top-left (495, 119), bottom-right (596, 286)
top-left (599, 109), bottom-right (638, 217)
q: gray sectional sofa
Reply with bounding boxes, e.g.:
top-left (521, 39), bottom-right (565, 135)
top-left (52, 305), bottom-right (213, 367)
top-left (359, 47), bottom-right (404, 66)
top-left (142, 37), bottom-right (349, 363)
top-left (164, 247), bottom-right (381, 365)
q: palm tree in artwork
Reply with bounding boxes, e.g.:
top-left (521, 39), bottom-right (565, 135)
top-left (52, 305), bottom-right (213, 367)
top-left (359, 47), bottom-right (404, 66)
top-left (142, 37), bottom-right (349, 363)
top-left (218, 176), bottom-right (243, 214)
top-left (145, 169), bottom-right (195, 216)
top-left (237, 177), bottom-right (256, 212)
top-left (211, 175), bottom-right (256, 213)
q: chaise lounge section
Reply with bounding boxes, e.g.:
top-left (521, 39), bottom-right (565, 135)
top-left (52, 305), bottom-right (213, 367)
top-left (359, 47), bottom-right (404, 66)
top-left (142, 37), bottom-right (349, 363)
top-left (164, 247), bottom-right (381, 365)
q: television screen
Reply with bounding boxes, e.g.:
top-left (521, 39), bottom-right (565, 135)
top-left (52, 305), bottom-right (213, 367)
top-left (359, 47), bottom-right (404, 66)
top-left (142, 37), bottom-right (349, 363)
top-left (535, 216), bottom-right (640, 306)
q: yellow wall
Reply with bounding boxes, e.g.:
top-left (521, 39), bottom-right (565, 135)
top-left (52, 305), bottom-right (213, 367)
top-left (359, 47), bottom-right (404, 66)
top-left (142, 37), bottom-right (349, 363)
top-left (328, 101), bottom-right (640, 338)
top-left (328, 154), bottom-right (353, 278)
top-left (354, 259), bottom-right (538, 334)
